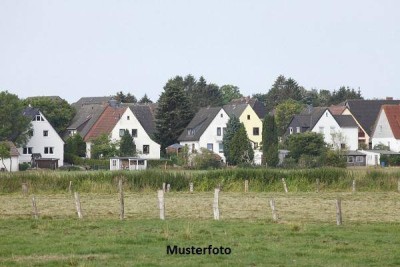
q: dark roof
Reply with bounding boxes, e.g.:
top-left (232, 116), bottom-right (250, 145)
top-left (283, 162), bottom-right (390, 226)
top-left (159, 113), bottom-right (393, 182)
top-left (223, 103), bottom-right (247, 118)
top-left (229, 97), bottom-right (267, 119)
top-left (178, 107), bottom-right (222, 142)
top-left (344, 150), bottom-right (366, 156)
top-left (381, 105), bottom-right (400, 139)
top-left (333, 115), bottom-right (358, 128)
top-left (71, 96), bottom-right (114, 108)
top-left (343, 99), bottom-right (400, 135)
top-left (22, 107), bottom-right (40, 120)
top-left (299, 107), bottom-right (327, 130)
top-left (128, 104), bottom-right (157, 136)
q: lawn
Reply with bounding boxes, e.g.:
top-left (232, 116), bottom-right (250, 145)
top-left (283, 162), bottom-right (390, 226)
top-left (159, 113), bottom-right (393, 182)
top-left (1, 192), bottom-right (400, 266)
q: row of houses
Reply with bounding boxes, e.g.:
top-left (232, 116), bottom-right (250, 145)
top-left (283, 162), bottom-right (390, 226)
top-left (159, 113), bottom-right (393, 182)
top-left (286, 98), bottom-right (400, 166)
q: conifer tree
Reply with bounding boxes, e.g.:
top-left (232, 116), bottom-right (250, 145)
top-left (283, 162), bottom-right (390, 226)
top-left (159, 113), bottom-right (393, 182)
top-left (229, 123), bottom-right (254, 165)
top-left (262, 114), bottom-right (279, 167)
top-left (120, 130), bottom-right (136, 156)
top-left (223, 116), bottom-right (241, 164)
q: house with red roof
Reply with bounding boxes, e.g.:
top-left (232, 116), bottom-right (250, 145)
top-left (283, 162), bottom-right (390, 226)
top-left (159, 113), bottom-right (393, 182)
top-left (371, 105), bottom-right (400, 152)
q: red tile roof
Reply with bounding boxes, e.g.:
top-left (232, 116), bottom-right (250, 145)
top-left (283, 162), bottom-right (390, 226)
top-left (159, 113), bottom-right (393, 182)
top-left (382, 105), bottom-right (400, 139)
top-left (84, 105), bottom-right (127, 142)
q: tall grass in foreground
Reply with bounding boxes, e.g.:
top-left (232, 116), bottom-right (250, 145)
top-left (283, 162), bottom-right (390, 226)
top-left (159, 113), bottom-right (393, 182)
top-left (0, 168), bottom-right (399, 193)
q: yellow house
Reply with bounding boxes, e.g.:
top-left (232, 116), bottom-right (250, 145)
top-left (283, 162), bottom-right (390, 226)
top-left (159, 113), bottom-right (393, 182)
top-left (223, 103), bottom-right (263, 149)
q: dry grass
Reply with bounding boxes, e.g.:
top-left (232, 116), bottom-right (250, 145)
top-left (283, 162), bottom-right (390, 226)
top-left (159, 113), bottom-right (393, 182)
top-left (1, 191), bottom-right (400, 223)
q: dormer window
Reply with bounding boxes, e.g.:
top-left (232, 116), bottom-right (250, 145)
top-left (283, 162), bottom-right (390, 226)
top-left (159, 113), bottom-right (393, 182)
top-left (187, 128), bottom-right (195, 136)
top-left (33, 115), bottom-right (44, 121)
top-left (289, 127), bottom-right (293, 134)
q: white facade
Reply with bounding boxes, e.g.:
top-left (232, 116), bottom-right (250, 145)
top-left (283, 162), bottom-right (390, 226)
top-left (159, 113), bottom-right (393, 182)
top-left (311, 110), bottom-right (358, 150)
top-left (1, 156), bottom-right (19, 172)
top-left (18, 111), bottom-right (64, 166)
top-left (372, 110), bottom-right (400, 152)
top-left (180, 108), bottom-right (229, 162)
top-left (359, 150), bottom-right (380, 166)
top-left (110, 108), bottom-right (160, 159)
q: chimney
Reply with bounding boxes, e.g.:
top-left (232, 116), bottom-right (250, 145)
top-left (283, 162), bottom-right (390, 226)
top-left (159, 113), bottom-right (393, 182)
top-left (386, 97), bottom-right (393, 100)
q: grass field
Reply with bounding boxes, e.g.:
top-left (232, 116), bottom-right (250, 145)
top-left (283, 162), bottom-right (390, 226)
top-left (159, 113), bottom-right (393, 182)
top-left (1, 191), bottom-right (400, 266)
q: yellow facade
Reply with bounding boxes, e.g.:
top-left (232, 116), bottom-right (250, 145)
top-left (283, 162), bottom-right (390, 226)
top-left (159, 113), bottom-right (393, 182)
top-left (238, 105), bottom-right (263, 149)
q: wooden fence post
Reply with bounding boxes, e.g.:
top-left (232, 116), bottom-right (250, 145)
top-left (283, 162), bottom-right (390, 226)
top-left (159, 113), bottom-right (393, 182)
top-left (32, 196), bottom-right (39, 219)
top-left (74, 192), bottom-right (83, 219)
top-left (118, 178), bottom-right (124, 220)
top-left (244, 180), bottom-right (249, 193)
top-left (69, 181), bottom-right (73, 194)
top-left (189, 182), bottom-right (194, 193)
top-left (336, 198), bottom-right (342, 226)
top-left (282, 178), bottom-right (288, 193)
top-left (158, 190), bottom-right (165, 220)
top-left (22, 183), bottom-right (28, 196)
top-left (167, 184), bottom-right (171, 193)
top-left (213, 188), bottom-right (220, 220)
top-left (269, 198), bottom-right (278, 222)
top-left (162, 183), bottom-right (166, 193)
top-left (316, 179), bottom-right (320, 193)
top-left (352, 179), bottom-right (356, 193)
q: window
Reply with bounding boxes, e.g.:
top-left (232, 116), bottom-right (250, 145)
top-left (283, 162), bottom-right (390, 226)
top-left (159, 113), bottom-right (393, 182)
top-left (253, 127), bottom-right (259, 136)
top-left (119, 129), bottom-right (125, 137)
top-left (43, 130), bottom-right (48, 137)
top-left (247, 115), bottom-right (250, 120)
top-left (143, 145), bottom-right (150, 154)
top-left (296, 127), bottom-right (301, 133)
top-left (219, 143), bottom-right (224, 153)
top-left (325, 112), bottom-right (328, 117)
top-left (207, 143), bottom-right (213, 151)
top-left (341, 143), bottom-right (346, 149)
top-left (356, 156), bottom-right (364, 163)
top-left (23, 147), bottom-right (33, 154)
top-left (34, 115), bottom-right (44, 121)
top-left (127, 116), bottom-right (130, 120)
top-left (319, 127), bottom-right (324, 133)
top-left (187, 128), bottom-right (195, 136)
top-left (217, 127), bottom-right (222, 136)
top-left (289, 127), bottom-right (293, 134)
top-left (131, 129), bottom-right (137, 137)
top-left (112, 159), bottom-right (117, 166)
top-left (220, 113), bottom-right (223, 118)
top-left (348, 156), bottom-right (354, 163)
top-left (44, 147), bottom-right (54, 154)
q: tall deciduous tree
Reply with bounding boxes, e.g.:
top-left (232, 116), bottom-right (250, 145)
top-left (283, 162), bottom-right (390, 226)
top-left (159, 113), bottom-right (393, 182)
top-left (23, 96), bottom-right (75, 134)
top-left (287, 132), bottom-right (327, 162)
top-left (223, 116), bottom-right (241, 164)
top-left (0, 91), bottom-right (31, 145)
top-left (229, 123), bottom-right (254, 165)
top-left (262, 114), bottom-right (279, 167)
top-left (275, 99), bottom-right (304, 137)
top-left (155, 76), bottom-right (194, 150)
top-left (120, 130), bottom-right (136, 156)
top-left (91, 134), bottom-right (118, 159)
top-left (219, 85), bottom-right (243, 105)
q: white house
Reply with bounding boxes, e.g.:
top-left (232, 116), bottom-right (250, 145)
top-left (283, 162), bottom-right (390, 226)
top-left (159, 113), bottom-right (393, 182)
top-left (84, 104), bottom-right (160, 159)
top-left (178, 107), bottom-right (229, 162)
top-left (110, 105), bottom-right (160, 159)
top-left (371, 105), bottom-right (400, 152)
top-left (18, 107), bottom-right (64, 167)
top-left (0, 142), bottom-right (19, 172)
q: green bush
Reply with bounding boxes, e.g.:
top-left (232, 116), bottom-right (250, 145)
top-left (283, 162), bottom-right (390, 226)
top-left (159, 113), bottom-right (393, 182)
top-left (18, 162), bottom-right (30, 171)
top-left (192, 148), bottom-right (222, 169)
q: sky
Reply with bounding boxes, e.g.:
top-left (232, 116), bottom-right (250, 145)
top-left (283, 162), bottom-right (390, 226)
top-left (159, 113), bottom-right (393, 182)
top-left (1, 0), bottom-right (399, 104)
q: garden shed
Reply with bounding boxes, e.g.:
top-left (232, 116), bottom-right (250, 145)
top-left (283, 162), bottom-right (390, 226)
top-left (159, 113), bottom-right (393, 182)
top-left (110, 157), bottom-right (147, 171)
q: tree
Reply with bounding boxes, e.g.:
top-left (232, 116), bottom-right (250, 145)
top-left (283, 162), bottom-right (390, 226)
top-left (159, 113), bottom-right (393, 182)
top-left (155, 76), bottom-right (194, 150)
top-left (229, 123), bottom-right (254, 165)
top-left (275, 99), bottom-right (304, 136)
top-left (0, 142), bottom-right (10, 171)
top-left (264, 75), bottom-right (303, 112)
top-left (138, 94), bottom-right (153, 104)
top-left (223, 116), bottom-right (241, 164)
top-left (262, 114), bottom-right (279, 167)
top-left (65, 134), bottom-right (86, 157)
top-left (0, 91), bottom-right (31, 145)
top-left (287, 132), bottom-right (327, 162)
top-left (189, 76), bottom-right (223, 111)
top-left (119, 130), bottom-right (136, 156)
top-left (329, 86), bottom-right (363, 105)
top-left (23, 96), bottom-right (75, 134)
top-left (115, 91), bottom-right (137, 103)
top-left (220, 85), bottom-right (243, 105)
top-left (90, 134), bottom-right (118, 159)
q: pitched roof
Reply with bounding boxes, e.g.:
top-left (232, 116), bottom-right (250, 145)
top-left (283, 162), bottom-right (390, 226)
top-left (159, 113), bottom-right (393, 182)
top-left (178, 107), bottom-right (222, 142)
top-left (299, 106), bottom-right (327, 129)
top-left (127, 104), bottom-right (157, 136)
top-left (343, 99), bottom-right (400, 135)
top-left (22, 107), bottom-right (40, 119)
top-left (329, 105), bottom-right (347, 115)
top-left (71, 96), bottom-right (113, 108)
top-left (229, 97), bottom-right (267, 119)
top-left (0, 141), bottom-right (19, 157)
top-left (382, 105), bottom-right (400, 139)
top-left (84, 105), bottom-right (127, 141)
top-left (333, 115), bottom-right (358, 128)
top-left (223, 103), bottom-right (248, 118)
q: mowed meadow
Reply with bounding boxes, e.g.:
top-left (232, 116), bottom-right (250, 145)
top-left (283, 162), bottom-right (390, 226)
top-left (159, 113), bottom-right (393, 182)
top-left (1, 168), bottom-right (400, 266)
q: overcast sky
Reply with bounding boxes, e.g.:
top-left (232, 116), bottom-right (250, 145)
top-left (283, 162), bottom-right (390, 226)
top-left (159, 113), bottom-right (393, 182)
top-left (1, 0), bottom-right (399, 103)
